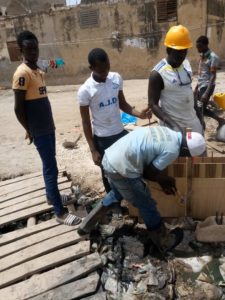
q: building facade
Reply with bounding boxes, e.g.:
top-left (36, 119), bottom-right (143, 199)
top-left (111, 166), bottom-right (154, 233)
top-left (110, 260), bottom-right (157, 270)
top-left (0, 0), bottom-right (224, 86)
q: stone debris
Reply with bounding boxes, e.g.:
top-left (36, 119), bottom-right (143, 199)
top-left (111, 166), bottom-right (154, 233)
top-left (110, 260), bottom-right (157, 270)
top-left (174, 256), bottom-right (212, 273)
top-left (194, 281), bottom-right (223, 300)
top-left (196, 216), bottom-right (225, 243)
top-left (82, 208), bottom-right (225, 299)
top-left (99, 225), bottom-right (116, 238)
top-left (122, 236), bottom-right (145, 258)
top-left (219, 263), bottom-right (225, 281)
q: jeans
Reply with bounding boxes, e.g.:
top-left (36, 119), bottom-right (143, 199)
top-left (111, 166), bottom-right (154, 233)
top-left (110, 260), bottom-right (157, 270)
top-left (102, 176), bottom-right (162, 231)
top-left (94, 130), bottom-right (128, 193)
top-left (33, 133), bottom-right (64, 216)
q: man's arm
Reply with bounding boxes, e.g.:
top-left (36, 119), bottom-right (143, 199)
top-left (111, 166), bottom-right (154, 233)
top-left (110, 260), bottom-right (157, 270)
top-left (14, 90), bottom-right (32, 144)
top-left (143, 162), bottom-right (176, 195)
top-left (118, 90), bottom-right (151, 119)
top-left (148, 71), bottom-right (182, 132)
top-left (79, 106), bottom-right (101, 166)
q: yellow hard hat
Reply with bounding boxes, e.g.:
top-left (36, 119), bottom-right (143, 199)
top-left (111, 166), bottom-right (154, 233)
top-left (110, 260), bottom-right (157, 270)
top-left (164, 25), bottom-right (192, 50)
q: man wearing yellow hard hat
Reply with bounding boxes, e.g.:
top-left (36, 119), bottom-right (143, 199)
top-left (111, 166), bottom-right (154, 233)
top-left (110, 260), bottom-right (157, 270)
top-left (148, 25), bottom-right (203, 135)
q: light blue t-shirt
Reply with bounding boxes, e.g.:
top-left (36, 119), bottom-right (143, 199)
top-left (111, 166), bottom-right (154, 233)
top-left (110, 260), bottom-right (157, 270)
top-left (198, 49), bottom-right (219, 89)
top-left (103, 126), bottom-right (182, 178)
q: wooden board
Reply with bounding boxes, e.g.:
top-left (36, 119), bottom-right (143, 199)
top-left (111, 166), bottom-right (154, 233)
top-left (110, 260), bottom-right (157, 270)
top-left (0, 181), bottom-right (71, 210)
top-left (0, 172), bottom-right (64, 196)
top-left (0, 195), bottom-right (47, 217)
top-left (0, 169), bottom-right (65, 187)
top-left (0, 203), bottom-right (52, 227)
top-left (0, 253), bottom-right (102, 300)
top-left (0, 218), bottom-right (59, 246)
top-left (31, 272), bottom-right (99, 300)
top-left (128, 157), bottom-right (225, 219)
top-left (0, 176), bottom-right (69, 203)
top-left (0, 241), bottom-right (90, 288)
top-left (0, 230), bottom-right (83, 271)
top-left (191, 178), bottom-right (225, 219)
top-left (0, 223), bottom-right (79, 258)
top-left (0, 171), bottom-right (42, 187)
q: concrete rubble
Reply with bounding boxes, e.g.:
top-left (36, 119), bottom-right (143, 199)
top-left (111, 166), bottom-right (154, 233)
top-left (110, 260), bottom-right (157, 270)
top-left (79, 195), bottom-right (225, 300)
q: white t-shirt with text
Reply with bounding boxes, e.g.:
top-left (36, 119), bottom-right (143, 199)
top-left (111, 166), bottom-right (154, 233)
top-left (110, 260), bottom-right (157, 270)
top-left (77, 72), bottom-right (124, 137)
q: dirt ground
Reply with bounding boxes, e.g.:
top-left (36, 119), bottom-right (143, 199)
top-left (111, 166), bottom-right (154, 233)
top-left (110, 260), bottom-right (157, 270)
top-left (1, 73), bottom-right (225, 192)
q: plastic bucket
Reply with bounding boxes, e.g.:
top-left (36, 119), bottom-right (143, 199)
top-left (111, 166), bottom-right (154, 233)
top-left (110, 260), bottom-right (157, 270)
top-left (213, 93), bottom-right (225, 109)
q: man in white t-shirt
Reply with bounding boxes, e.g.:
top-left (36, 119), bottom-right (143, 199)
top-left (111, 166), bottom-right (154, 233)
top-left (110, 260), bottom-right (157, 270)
top-left (78, 126), bottom-right (206, 254)
top-left (77, 48), bottom-right (150, 193)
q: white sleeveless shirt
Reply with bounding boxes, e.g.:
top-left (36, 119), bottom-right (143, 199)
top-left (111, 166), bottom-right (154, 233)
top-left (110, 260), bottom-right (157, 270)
top-left (153, 59), bottom-right (203, 134)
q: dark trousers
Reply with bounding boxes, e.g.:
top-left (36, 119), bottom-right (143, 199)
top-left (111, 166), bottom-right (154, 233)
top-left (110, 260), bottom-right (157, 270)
top-left (33, 133), bottom-right (64, 216)
top-left (195, 85), bottom-right (221, 126)
top-left (94, 130), bottom-right (128, 193)
top-left (102, 176), bottom-right (161, 230)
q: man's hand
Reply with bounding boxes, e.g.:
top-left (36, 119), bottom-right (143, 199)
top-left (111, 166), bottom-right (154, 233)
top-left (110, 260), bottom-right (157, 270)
top-left (200, 94), bottom-right (209, 105)
top-left (91, 150), bottom-right (101, 166)
top-left (25, 131), bottom-right (33, 145)
top-left (138, 107), bottom-right (152, 120)
top-left (157, 175), bottom-right (177, 195)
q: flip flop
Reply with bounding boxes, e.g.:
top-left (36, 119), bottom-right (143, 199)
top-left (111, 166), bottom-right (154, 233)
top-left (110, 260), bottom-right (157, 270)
top-left (56, 213), bottom-right (81, 226)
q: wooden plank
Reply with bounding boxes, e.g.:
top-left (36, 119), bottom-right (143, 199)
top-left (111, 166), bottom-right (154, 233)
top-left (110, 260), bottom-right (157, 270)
top-left (151, 179), bottom-right (186, 217)
top-left (32, 272), bottom-right (99, 300)
top-left (0, 195), bottom-right (47, 217)
top-left (0, 230), bottom-right (83, 272)
top-left (185, 157), bottom-right (192, 216)
top-left (0, 177), bottom-right (69, 203)
top-left (192, 157), bottom-right (225, 163)
top-left (0, 181), bottom-right (71, 210)
top-left (0, 172), bottom-right (65, 196)
top-left (0, 203), bottom-right (52, 227)
top-left (0, 223), bottom-right (79, 258)
top-left (191, 178), bottom-right (225, 219)
top-left (0, 171), bottom-right (42, 187)
top-left (0, 170), bottom-right (65, 188)
top-left (0, 241), bottom-right (90, 288)
top-left (0, 218), bottom-right (59, 246)
top-left (0, 253), bottom-right (102, 300)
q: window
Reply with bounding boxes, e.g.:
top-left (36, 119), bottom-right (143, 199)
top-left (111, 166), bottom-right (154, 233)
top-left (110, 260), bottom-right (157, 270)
top-left (207, 0), bottom-right (224, 18)
top-left (6, 41), bottom-right (21, 62)
top-left (157, 0), bottom-right (177, 22)
top-left (79, 9), bottom-right (99, 28)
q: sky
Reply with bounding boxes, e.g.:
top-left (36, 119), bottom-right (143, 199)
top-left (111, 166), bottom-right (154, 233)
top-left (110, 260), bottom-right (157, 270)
top-left (66, 0), bottom-right (81, 5)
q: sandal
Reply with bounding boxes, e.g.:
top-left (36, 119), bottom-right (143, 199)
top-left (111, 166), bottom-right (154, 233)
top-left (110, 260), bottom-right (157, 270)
top-left (56, 213), bottom-right (81, 226)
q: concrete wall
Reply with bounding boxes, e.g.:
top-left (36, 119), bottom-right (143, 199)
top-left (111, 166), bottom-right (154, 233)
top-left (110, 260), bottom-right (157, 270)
top-left (0, 0), bottom-right (66, 16)
top-left (0, 0), bottom-right (224, 87)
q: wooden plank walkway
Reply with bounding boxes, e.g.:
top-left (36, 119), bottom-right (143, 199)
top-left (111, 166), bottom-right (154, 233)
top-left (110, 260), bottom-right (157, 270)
top-left (0, 172), bottom-right (102, 299)
top-left (0, 171), bottom-right (71, 227)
